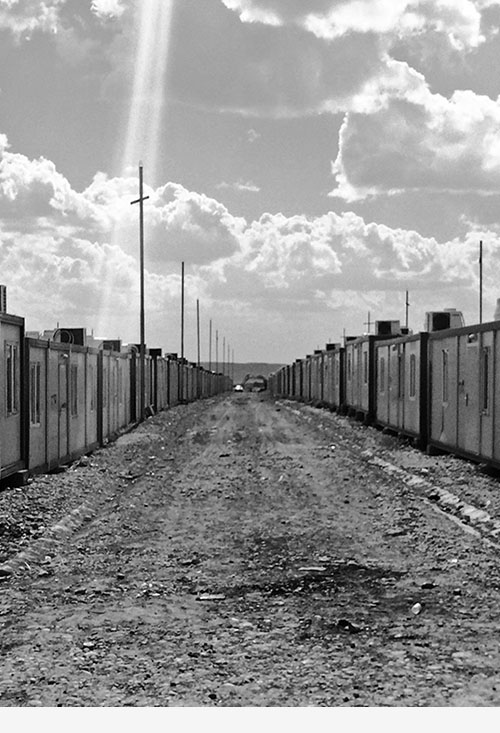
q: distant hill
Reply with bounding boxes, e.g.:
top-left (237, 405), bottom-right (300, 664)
top-left (200, 362), bottom-right (286, 386)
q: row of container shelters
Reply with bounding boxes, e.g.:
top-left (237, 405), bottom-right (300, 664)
top-left (269, 310), bottom-right (500, 471)
top-left (1, 314), bottom-right (232, 482)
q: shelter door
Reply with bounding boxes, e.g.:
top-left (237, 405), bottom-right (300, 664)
top-left (457, 340), bottom-right (479, 454)
top-left (58, 361), bottom-right (69, 459)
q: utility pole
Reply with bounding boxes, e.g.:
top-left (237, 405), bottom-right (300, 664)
top-left (180, 261), bottom-right (185, 402)
top-left (196, 298), bottom-right (200, 398)
top-left (223, 336), bottom-right (225, 377)
top-left (405, 290), bottom-right (410, 330)
top-left (364, 312), bottom-right (372, 334)
top-left (130, 161), bottom-right (149, 422)
top-left (216, 329), bottom-right (219, 374)
top-left (209, 318), bottom-right (212, 371)
top-left (479, 240), bottom-right (483, 324)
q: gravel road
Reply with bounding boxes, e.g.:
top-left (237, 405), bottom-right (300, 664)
top-left (1, 392), bottom-right (500, 707)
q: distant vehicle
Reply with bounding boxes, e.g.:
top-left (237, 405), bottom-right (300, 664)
top-left (243, 375), bottom-right (267, 392)
top-left (234, 384), bottom-right (244, 392)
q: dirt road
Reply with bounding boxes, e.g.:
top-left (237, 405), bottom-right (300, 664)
top-left (1, 392), bottom-right (500, 707)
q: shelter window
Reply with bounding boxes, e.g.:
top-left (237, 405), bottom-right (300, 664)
top-left (30, 362), bottom-right (41, 426)
top-left (442, 350), bottom-right (449, 403)
top-left (118, 364), bottom-right (123, 405)
top-left (398, 355), bottom-right (404, 399)
top-left (347, 354), bottom-right (352, 380)
top-left (482, 347), bottom-right (490, 413)
top-left (379, 357), bottom-right (386, 393)
top-left (89, 365), bottom-right (96, 412)
top-left (70, 365), bottom-right (78, 416)
top-left (363, 352), bottom-right (368, 384)
top-left (102, 367), bottom-right (108, 407)
top-left (409, 354), bottom-right (417, 398)
top-left (5, 342), bottom-right (19, 415)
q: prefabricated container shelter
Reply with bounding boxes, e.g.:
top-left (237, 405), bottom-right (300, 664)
top-left (1, 313), bottom-right (25, 479)
top-left (375, 332), bottom-right (429, 446)
top-left (428, 320), bottom-right (500, 466)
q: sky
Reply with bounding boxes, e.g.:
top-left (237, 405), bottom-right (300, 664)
top-left (2, 0), bottom-right (500, 363)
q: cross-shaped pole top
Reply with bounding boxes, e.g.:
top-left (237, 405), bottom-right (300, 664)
top-left (363, 311), bottom-right (372, 333)
top-left (130, 163), bottom-right (150, 207)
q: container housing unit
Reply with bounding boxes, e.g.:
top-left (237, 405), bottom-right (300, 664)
top-left (1, 313), bottom-right (25, 479)
top-left (375, 332), bottom-right (429, 446)
top-left (428, 320), bottom-right (500, 467)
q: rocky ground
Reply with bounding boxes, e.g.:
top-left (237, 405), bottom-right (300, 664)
top-left (1, 392), bottom-right (500, 707)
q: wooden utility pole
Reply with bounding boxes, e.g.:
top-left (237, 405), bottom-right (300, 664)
top-left (216, 329), bottom-right (219, 374)
top-left (180, 261), bottom-right (185, 402)
top-left (405, 290), bottom-right (410, 330)
top-left (130, 162), bottom-right (149, 421)
top-left (479, 240), bottom-right (483, 324)
top-left (223, 336), bottom-right (226, 377)
top-left (364, 311), bottom-right (372, 333)
top-left (209, 318), bottom-right (212, 371)
top-left (196, 298), bottom-right (201, 397)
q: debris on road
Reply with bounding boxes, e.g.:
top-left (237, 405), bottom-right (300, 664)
top-left (0, 394), bottom-right (499, 706)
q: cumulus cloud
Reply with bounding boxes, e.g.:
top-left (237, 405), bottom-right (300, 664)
top-left (0, 0), bottom-right (65, 38)
top-left (221, 0), bottom-right (487, 48)
top-left (90, 0), bottom-right (126, 19)
top-left (0, 135), bottom-right (245, 266)
top-left (331, 61), bottom-right (500, 200)
top-left (1, 132), bottom-right (497, 354)
top-left (211, 210), bottom-right (470, 306)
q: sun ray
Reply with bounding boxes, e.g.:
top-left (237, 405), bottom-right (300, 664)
top-left (97, 0), bottom-right (175, 338)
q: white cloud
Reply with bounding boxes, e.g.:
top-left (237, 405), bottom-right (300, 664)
top-left (0, 0), bottom-right (65, 38)
top-left (221, 0), bottom-right (487, 48)
top-left (216, 180), bottom-right (261, 192)
top-left (0, 135), bottom-right (246, 266)
top-left (331, 63), bottom-right (500, 200)
top-left (247, 128), bottom-right (261, 143)
top-left (90, 0), bottom-right (126, 19)
top-left (1, 132), bottom-right (498, 355)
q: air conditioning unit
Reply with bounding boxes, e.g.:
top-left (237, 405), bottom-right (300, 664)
top-left (58, 328), bottom-right (86, 346)
top-left (425, 309), bottom-right (465, 332)
top-left (102, 339), bottom-right (122, 352)
top-left (375, 320), bottom-right (401, 337)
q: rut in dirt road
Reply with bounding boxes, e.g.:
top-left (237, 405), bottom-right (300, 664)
top-left (1, 392), bottom-right (500, 707)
